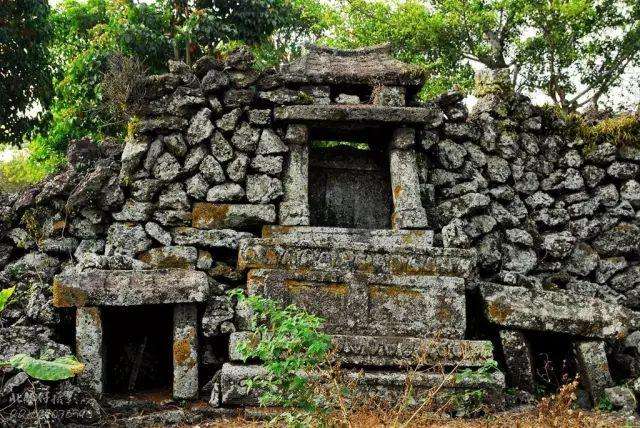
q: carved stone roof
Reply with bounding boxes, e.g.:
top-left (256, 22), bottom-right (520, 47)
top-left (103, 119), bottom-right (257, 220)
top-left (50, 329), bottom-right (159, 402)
top-left (280, 44), bottom-right (425, 87)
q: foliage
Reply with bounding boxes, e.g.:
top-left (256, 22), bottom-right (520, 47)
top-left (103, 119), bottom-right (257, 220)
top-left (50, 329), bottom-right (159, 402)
top-left (0, 287), bottom-right (16, 313)
top-left (0, 0), bottom-right (53, 145)
top-left (324, 0), bottom-right (640, 111)
top-left (228, 289), bottom-right (332, 414)
top-left (578, 114), bottom-right (640, 146)
top-left (0, 354), bottom-right (85, 381)
top-left (324, 0), bottom-right (474, 99)
top-left (0, 147), bottom-right (51, 192)
top-left (26, 0), bottom-right (333, 170)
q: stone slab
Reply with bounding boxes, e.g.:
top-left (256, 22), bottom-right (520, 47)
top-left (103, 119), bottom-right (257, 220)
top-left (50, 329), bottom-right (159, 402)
top-left (172, 227), bottom-right (253, 248)
top-left (274, 105), bottom-right (444, 126)
top-left (229, 332), bottom-right (493, 367)
top-left (244, 269), bottom-right (466, 338)
top-left (262, 226), bottom-right (434, 249)
top-left (76, 307), bottom-right (104, 394)
top-left (214, 363), bottom-right (504, 407)
top-left (479, 283), bottom-right (636, 339)
top-left (574, 340), bottom-right (613, 404)
top-left (173, 304), bottom-right (199, 400)
top-left (53, 269), bottom-right (209, 307)
top-left (192, 203), bottom-right (276, 229)
top-left (498, 330), bottom-right (534, 393)
top-left (238, 238), bottom-right (476, 278)
top-left (281, 45), bottom-right (424, 87)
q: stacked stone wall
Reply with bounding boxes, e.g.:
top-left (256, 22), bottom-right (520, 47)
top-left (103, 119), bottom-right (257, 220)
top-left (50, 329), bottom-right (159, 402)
top-left (1, 47), bottom-right (639, 423)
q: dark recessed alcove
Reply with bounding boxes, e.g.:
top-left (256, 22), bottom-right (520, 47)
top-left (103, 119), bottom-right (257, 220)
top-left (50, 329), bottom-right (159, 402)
top-left (528, 332), bottom-right (578, 393)
top-left (103, 305), bottom-right (173, 394)
top-left (308, 128), bottom-right (392, 229)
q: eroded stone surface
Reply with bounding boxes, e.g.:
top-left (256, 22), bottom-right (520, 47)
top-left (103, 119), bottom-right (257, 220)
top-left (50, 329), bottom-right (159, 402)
top-left (574, 340), bottom-right (613, 404)
top-left (229, 332), bottom-right (493, 367)
top-left (192, 203), bottom-right (276, 229)
top-left (480, 283), bottom-right (636, 338)
top-left (173, 304), bottom-right (199, 400)
top-left (53, 269), bottom-right (209, 307)
top-left (75, 307), bottom-right (104, 394)
top-left (244, 269), bottom-right (466, 338)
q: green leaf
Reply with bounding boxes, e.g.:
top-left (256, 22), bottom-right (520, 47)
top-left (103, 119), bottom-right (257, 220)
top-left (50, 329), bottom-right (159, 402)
top-left (0, 286), bottom-right (16, 313)
top-left (7, 354), bottom-right (85, 381)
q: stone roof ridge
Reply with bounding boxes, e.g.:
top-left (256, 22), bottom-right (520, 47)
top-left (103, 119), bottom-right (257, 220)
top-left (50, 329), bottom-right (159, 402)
top-left (280, 43), bottom-right (425, 87)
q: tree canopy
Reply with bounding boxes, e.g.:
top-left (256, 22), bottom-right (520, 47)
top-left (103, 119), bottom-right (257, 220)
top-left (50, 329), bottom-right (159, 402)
top-left (0, 0), bottom-right (52, 145)
top-left (326, 0), bottom-right (640, 110)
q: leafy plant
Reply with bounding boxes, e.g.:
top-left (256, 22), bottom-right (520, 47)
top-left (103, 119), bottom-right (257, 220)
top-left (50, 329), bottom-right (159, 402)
top-left (0, 354), bottom-right (85, 381)
top-left (0, 287), bottom-right (16, 313)
top-left (228, 289), bottom-right (332, 412)
top-left (1, 288), bottom-right (84, 382)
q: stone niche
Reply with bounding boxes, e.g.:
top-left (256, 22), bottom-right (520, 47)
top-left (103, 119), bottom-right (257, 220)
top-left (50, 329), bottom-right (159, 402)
top-left (309, 128), bottom-right (393, 229)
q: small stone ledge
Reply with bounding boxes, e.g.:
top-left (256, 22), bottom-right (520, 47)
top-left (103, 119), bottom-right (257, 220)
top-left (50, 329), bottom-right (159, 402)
top-left (229, 332), bottom-right (493, 367)
top-left (479, 282), bottom-right (637, 339)
top-left (274, 105), bottom-right (444, 126)
top-left (52, 269), bottom-right (209, 307)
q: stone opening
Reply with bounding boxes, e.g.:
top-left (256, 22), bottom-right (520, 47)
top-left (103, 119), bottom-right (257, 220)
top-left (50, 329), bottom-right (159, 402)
top-left (309, 129), bottom-right (392, 229)
top-left (103, 305), bottom-right (173, 394)
top-left (528, 332), bottom-right (579, 392)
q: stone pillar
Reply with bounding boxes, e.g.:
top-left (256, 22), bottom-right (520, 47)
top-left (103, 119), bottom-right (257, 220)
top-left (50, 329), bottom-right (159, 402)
top-left (280, 124), bottom-right (310, 226)
top-left (389, 128), bottom-right (429, 229)
top-left (498, 330), bottom-right (535, 393)
top-left (76, 307), bottom-right (104, 394)
top-left (173, 304), bottom-right (199, 400)
top-left (574, 340), bottom-right (613, 405)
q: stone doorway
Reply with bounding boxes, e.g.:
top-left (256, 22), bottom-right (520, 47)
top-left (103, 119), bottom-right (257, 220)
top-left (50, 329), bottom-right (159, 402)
top-left (102, 305), bottom-right (173, 394)
top-left (309, 137), bottom-right (392, 229)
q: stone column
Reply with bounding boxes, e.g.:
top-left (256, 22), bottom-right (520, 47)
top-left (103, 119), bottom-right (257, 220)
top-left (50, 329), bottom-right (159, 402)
top-left (498, 330), bottom-right (535, 393)
top-left (574, 340), bottom-right (613, 405)
top-left (389, 127), bottom-right (429, 229)
top-left (280, 124), bottom-right (310, 226)
top-left (173, 304), bottom-right (199, 400)
top-left (76, 307), bottom-right (104, 394)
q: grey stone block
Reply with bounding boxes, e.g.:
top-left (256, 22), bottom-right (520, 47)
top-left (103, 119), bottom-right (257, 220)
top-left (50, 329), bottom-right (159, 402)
top-left (574, 340), bottom-right (613, 404)
top-left (498, 330), bottom-right (534, 393)
top-left (76, 307), bottom-right (104, 394)
top-left (53, 269), bottom-right (209, 307)
top-left (274, 105), bottom-right (443, 126)
top-left (480, 283), bottom-right (636, 338)
top-left (238, 237), bottom-right (476, 278)
top-left (192, 203), bottom-right (276, 229)
top-left (229, 332), bottom-right (493, 367)
top-left (173, 304), bottom-right (199, 400)
top-left (245, 269), bottom-right (466, 338)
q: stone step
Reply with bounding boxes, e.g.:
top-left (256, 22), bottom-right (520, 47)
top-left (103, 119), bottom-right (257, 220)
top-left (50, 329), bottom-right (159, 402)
top-left (262, 226), bottom-right (434, 249)
top-left (243, 269), bottom-right (466, 338)
top-left (229, 332), bottom-right (494, 368)
top-left (53, 268), bottom-right (209, 307)
top-left (237, 238), bottom-right (476, 278)
top-left (212, 363), bottom-right (505, 408)
top-left (479, 282), bottom-right (638, 339)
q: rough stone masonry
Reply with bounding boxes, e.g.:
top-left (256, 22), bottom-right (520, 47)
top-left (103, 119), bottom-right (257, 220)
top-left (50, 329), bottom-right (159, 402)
top-left (1, 44), bottom-right (640, 424)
